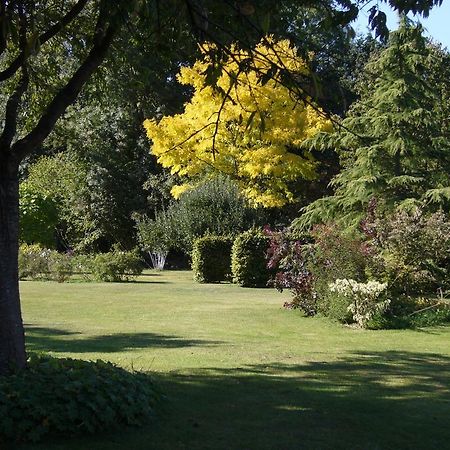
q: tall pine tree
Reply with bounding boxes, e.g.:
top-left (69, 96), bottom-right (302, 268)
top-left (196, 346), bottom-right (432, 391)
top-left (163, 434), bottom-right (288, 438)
top-left (297, 20), bottom-right (450, 228)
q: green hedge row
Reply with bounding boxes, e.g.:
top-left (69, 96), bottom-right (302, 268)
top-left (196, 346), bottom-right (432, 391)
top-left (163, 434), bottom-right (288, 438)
top-left (192, 235), bottom-right (233, 283)
top-left (192, 229), bottom-right (272, 287)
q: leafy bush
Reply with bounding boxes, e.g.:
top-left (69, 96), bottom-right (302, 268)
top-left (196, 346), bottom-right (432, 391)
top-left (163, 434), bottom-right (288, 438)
top-left (361, 206), bottom-right (450, 295)
top-left (169, 177), bottom-right (265, 253)
top-left (266, 227), bottom-right (317, 314)
top-left (232, 228), bottom-right (271, 288)
top-left (19, 245), bottom-right (74, 282)
top-left (192, 235), bottom-right (233, 283)
top-left (0, 354), bottom-right (161, 444)
top-left (19, 182), bottom-right (58, 248)
top-left (329, 279), bottom-right (389, 328)
top-left (91, 247), bottom-right (143, 282)
top-left (18, 244), bottom-right (49, 280)
top-left (47, 252), bottom-right (74, 283)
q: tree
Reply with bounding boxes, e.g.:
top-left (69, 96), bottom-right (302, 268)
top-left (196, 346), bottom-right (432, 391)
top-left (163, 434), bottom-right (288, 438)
top-left (0, 0), bottom-right (444, 375)
top-left (145, 38), bottom-right (333, 207)
top-left (296, 21), bottom-right (450, 229)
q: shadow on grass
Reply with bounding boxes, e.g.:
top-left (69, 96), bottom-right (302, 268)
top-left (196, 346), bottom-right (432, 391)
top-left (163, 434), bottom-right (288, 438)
top-left (25, 325), bottom-right (222, 353)
top-left (18, 350), bottom-right (450, 450)
top-left (142, 351), bottom-right (450, 450)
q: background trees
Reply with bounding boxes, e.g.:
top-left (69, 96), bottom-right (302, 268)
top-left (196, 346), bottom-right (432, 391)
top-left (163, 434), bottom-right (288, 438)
top-left (297, 21), bottom-right (450, 229)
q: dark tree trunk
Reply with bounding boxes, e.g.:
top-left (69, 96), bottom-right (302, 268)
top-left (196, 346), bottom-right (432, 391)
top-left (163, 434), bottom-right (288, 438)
top-left (0, 155), bottom-right (26, 375)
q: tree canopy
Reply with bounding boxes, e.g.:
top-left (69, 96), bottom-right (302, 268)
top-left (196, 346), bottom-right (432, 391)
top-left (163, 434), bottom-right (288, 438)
top-left (145, 38), bottom-right (332, 207)
top-left (296, 21), bottom-right (450, 229)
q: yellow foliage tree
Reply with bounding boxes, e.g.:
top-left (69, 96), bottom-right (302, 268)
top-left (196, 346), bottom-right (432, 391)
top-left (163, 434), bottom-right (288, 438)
top-left (144, 38), bottom-right (332, 207)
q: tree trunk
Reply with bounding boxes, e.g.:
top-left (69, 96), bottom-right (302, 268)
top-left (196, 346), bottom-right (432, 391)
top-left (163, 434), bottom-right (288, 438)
top-left (0, 156), bottom-right (26, 375)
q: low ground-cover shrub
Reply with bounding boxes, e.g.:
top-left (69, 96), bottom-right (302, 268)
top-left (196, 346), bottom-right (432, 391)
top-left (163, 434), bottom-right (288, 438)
top-left (0, 354), bottom-right (161, 444)
top-left (192, 235), bottom-right (233, 283)
top-left (232, 228), bottom-right (272, 287)
top-left (19, 244), bottom-right (143, 282)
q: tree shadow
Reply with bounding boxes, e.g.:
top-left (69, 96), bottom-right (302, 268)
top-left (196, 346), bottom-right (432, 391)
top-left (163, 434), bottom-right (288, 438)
top-left (134, 350), bottom-right (450, 450)
top-left (17, 350), bottom-right (450, 450)
top-left (25, 325), bottom-right (222, 353)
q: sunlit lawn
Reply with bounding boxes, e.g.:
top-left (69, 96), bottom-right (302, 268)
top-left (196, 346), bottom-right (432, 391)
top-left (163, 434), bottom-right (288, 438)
top-left (18, 271), bottom-right (450, 450)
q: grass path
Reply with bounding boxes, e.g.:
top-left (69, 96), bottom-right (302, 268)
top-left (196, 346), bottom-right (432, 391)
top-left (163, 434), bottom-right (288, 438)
top-left (19, 271), bottom-right (450, 450)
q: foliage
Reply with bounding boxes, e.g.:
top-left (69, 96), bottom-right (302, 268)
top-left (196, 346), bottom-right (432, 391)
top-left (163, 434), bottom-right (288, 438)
top-left (18, 244), bottom-right (51, 281)
top-left (329, 279), bottom-right (389, 328)
top-left (266, 224), bottom-right (366, 316)
top-left (231, 228), bottom-right (272, 288)
top-left (266, 227), bottom-right (316, 314)
top-left (134, 210), bottom-right (177, 269)
top-left (296, 22), bottom-right (450, 230)
top-left (19, 182), bottom-right (58, 248)
top-left (310, 223), bottom-right (367, 311)
top-left (0, 354), bottom-right (160, 444)
top-left (168, 177), bottom-right (264, 253)
top-left (19, 244), bottom-right (74, 283)
top-left (192, 235), bottom-right (233, 283)
top-left (25, 153), bottom-right (94, 250)
top-left (361, 205), bottom-right (450, 295)
top-left (144, 38), bottom-right (332, 207)
top-left (90, 247), bottom-right (143, 282)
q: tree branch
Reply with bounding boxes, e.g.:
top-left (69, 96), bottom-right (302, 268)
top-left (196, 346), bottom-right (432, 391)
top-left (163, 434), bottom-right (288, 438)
top-left (0, 0), bottom-right (90, 82)
top-left (11, 22), bottom-right (119, 162)
top-left (0, 67), bottom-right (29, 153)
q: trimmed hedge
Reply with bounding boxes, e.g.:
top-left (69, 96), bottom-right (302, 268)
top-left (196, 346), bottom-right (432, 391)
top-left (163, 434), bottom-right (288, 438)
top-left (231, 228), bottom-right (271, 287)
top-left (192, 235), bottom-right (233, 283)
top-left (0, 354), bottom-right (161, 444)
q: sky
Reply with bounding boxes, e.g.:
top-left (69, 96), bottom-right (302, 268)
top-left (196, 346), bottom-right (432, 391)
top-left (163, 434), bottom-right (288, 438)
top-left (353, 1), bottom-right (450, 49)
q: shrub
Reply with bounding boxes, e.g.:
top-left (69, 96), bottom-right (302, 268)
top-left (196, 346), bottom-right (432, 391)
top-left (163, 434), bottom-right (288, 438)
top-left (0, 354), bottom-right (161, 444)
top-left (232, 228), bottom-right (271, 287)
top-left (266, 227), bottom-right (317, 314)
top-left (361, 206), bottom-right (450, 295)
top-left (18, 244), bottom-right (49, 280)
top-left (329, 279), bottom-right (389, 328)
top-left (192, 235), bottom-right (233, 283)
top-left (169, 176), bottom-right (265, 253)
top-left (19, 245), bottom-right (74, 282)
top-left (47, 252), bottom-right (74, 283)
top-left (91, 247), bottom-right (143, 282)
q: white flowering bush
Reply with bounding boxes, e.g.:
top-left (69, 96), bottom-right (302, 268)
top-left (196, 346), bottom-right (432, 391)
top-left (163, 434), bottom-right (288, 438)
top-left (329, 279), bottom-right (389, 328)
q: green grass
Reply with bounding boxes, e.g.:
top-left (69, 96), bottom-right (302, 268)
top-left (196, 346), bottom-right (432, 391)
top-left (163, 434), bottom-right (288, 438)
top-left (18, 271), bottom-right (450, 450)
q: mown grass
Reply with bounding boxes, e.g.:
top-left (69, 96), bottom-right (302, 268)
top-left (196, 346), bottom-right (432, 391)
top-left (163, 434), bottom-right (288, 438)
top-left (18, 271), bottom-right (450, 450)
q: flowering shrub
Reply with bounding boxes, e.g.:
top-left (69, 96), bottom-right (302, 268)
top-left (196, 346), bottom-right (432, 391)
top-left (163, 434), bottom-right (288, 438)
top-left (329, 279), bottom-right (389, 328)
top-left (19, 245), bottom-right (73, 282)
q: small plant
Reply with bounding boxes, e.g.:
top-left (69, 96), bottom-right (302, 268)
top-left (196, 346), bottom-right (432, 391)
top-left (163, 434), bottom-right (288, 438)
top-left (0, 354), bottom-right (161, 444)
top-left (192, 235), bottom-right (233, 283)
top-left (329, 279), bottom-right (389, 328)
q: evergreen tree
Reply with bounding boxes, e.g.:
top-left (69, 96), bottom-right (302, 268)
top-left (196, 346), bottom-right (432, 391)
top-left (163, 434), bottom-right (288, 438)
top-left (296, 20), bottom-right (450, 229)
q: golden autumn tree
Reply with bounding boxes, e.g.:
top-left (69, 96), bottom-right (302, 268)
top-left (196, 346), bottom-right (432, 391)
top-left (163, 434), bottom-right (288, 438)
top-left (144, 38), bottom-right (332, 207)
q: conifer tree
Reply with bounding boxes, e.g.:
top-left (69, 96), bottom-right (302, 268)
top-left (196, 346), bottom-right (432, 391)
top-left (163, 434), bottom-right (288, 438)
top-left (297, 20), bottom-right (450, 228)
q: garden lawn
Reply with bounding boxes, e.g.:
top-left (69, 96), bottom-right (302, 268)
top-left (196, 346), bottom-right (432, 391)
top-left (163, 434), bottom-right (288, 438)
top-left (18, 271), bottom-right (450, 450)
